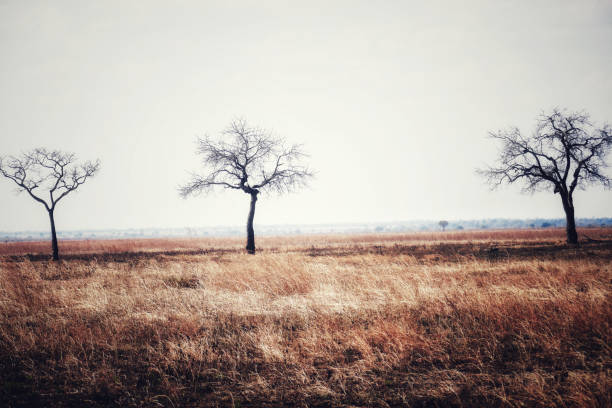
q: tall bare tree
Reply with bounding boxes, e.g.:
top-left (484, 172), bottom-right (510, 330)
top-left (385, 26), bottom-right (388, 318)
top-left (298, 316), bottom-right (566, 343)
top-left (180, 119), bottom-right (313, 254)
top-left (478, 109), bottom-right (612, 244)
top-left (0, 148), bottom-right (100, 260)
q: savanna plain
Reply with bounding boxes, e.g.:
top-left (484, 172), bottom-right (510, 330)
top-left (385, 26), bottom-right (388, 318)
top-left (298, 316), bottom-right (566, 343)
top-left (1, 228), bottom-right (611, 407)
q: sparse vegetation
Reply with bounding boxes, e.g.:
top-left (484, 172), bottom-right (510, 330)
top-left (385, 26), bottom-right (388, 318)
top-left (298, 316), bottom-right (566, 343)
top-left (478, 108), bottom-right (612, 244)
top-left (179, 119), bottom-right (313, 254)
top-left (0, 148), bottom-right (100, 261)
top-left (1, 228), bottom-right (611, 407)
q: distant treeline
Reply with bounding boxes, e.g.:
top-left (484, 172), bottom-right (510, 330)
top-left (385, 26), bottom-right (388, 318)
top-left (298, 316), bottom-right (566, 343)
top-left (395, 218), bottom-right (612, 232)
top-left (1, 218), bottom-right (611, 242)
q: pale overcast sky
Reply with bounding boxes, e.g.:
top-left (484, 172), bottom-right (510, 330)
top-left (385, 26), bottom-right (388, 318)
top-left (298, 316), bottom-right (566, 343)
top-left (1, 0), bottom-right (611, 232)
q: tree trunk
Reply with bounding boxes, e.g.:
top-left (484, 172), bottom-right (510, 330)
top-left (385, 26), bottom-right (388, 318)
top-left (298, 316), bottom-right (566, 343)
top-left (48, 209), bottom-right (59, 261)
top-left (561, 194), bottom-right (578, 245)
top-left (246, 192), bottom-right (258, 254)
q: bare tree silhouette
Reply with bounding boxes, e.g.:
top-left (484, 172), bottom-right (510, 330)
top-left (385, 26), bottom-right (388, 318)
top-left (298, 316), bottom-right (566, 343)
top-left (478, 109), bottom-right (612, 244)
top-left (0, 148), bottom-right (100, 260)
top-left (439, 220), bottom-right (448, 231)
top-left (180, 119), bottom-right (313, 254)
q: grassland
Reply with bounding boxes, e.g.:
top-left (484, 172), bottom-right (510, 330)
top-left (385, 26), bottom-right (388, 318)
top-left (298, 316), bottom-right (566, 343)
top-left (1, 228), bottom-right (611, 407)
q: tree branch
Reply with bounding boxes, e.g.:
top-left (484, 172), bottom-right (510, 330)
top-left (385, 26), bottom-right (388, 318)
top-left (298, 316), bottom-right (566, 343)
top-left (180, 119), bottom-right (313, 198)
top-left (0, 149), bottom-right (100, 212)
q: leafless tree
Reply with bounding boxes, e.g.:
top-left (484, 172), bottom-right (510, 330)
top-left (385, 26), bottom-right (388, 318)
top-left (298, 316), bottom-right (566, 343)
top-left (439, 220), bottom-right (448, 231)
top-left (478, 109), bottom-right (612, 244)
top-left (180, 119), bottom-right (313, 254)
top-left (0, 148), bottom-right (100, 260)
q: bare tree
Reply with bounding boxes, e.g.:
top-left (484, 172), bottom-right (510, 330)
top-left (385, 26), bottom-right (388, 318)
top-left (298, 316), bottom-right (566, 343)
top-left (180, 119), bottom-right (313, 254)
top-left (478, 109), bottom-right (612, 244)
top-left (439, 220), bottom-right (448, 231)
top-left (0, 148), bottom-right (100, 260)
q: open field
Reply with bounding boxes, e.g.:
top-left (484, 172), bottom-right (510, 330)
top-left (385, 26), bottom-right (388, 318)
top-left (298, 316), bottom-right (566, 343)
top-left (1, 228), bottom-right (611, 407)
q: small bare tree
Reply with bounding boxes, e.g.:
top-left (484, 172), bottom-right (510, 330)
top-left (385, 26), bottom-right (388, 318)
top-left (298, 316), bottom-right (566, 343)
top-left (180, 119), bottom-right (313, 254)
top-left (0, 148), bottom-right (100, 260)
top-left (478, 109), bottom-right (612, 244)
top-left (439, 220), bottom-right (448, 231)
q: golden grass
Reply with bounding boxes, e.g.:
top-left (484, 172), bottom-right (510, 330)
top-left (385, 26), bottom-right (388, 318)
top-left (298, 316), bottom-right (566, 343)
top-left (1, 229), bottom-right (611, 407)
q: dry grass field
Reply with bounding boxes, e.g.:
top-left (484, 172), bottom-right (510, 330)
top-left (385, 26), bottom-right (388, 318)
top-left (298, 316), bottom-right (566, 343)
top-left (1, 228), bottom-right (611, 407)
